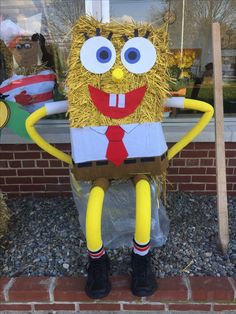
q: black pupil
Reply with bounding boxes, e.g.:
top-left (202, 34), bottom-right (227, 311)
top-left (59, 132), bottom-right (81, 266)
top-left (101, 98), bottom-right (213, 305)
top-left (100, 50), bottom-right (109, 60)
top-left (128, 51), bottom-right (137, 60)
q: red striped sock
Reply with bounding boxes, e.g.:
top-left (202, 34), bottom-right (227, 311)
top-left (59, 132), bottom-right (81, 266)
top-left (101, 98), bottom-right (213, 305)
top-left (133, 239), bottom-right (151, 256)
top-left (88, 246), bottom-right (105, 259)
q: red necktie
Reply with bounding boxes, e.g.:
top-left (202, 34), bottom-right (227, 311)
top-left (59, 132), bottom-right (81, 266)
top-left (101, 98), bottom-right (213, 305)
top-left (105, 126), bottom-right (128, 166)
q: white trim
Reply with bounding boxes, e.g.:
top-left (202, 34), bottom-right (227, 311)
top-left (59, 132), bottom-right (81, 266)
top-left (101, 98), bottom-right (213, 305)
top-left (1, 117), bottom-right (236, 144)
top-left (85, 0), bottom-right (110, 22)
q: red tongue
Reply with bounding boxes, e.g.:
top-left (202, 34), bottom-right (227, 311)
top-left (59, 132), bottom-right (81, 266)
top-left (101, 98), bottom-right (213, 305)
top-left (88, 85), bottom-right (147, 119)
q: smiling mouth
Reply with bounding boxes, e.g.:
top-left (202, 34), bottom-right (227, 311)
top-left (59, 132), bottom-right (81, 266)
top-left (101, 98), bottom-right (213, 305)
top-left (88, 85), bottom-right (147, 119)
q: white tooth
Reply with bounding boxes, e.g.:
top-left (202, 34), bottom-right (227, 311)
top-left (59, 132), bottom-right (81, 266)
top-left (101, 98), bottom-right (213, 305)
top-left (109, 94), bottom-right (116, 107)
top-left (118, 94), bottom-right (125, 108)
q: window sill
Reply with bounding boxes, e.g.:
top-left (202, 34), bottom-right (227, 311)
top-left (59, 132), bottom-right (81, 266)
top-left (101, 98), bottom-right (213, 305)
top-left (1, 117), bottom-right (236, 144)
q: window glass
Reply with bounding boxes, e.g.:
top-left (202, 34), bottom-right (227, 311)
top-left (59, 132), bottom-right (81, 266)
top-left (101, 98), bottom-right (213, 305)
top-left (110, 0), bottom-right (236, 116)
top-left (0, 0), bottom-right (85, 117)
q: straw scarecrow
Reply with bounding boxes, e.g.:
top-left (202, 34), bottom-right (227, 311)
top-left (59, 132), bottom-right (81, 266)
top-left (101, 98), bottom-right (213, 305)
top-left (25, 16), bottom-right (214, 299)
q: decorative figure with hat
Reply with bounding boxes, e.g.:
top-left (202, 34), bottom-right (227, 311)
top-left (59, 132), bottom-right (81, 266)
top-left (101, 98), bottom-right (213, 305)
top-left (25, 16), bottom-right (214, 298)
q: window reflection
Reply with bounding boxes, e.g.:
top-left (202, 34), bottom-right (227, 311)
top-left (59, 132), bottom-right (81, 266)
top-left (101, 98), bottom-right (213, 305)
top-left (110, 0), bottom-right (236, 115)
top-left (0, 0), bottom-right (85, 116)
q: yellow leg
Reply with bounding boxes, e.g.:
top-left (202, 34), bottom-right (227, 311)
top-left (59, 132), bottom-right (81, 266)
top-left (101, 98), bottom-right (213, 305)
top-left (86, 178), bottom-right (109, 252)
top-left (134, 175), bottom-right (151, 245)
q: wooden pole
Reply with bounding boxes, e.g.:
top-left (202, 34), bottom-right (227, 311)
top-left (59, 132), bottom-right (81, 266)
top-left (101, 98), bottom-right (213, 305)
top-left (212, 23), bottom-right (229, 253)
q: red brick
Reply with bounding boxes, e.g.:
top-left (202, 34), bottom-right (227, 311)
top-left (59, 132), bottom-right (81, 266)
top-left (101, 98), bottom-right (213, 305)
top-left (172, 159), bottom-right (185, 166)
top-left (225, 151), bottom-right (236, 158)
top-left (34, 303), bottom-right (75, 311)
top-left (181, 151), bottom-right (208, 158)
top-left (206, 184), bottom-right (216, 191)
top-left (33, 177), bottom-right (58, 184)
top-left (1, 144), bottom-right (27, 151)
top-left (59, 176), bottom-right (70, 183)
top-left (168, 175), bottom-right (191, 183)
top-left (226, 168), bottom-right (234, 175)
top-left (49, 160), bottom-right (62, 167)
top-left (179, 184), bottom-right (205, 191)
top-left (192, 175), bottom-right (216, 182)
top-left (18, 169), bottom-right (44, 176)
top-left (228, 159), bottom-right (236, 166)
top-left (9, 277), bottom-right (50, 302)
top-left (0, 177), bottom-right (5, 184)
top-left (27, 144), bottom-right (42, 151)
top-left (36, 160), bottom-right (49, 167)
top-left (206, 168), bottom-right (216, 174)
top-left (123, 304), bottom-right (165, 311)
top-left (22, 160), bottom-right (35, 167)
top-left (168, 167), bottom-right (179, 174)
top-left (200, 159), bottom-right (214, 166)
top-left (0, 152), bottom-right (14, 159)
top-left (0, 160), bottom-right (8, 167)
top-left (6, 177), bottom-right (32, 184)
top-left (179, 168), bottom-right (206, 174)
top-left (186, 159), bottom-right (199, 166)
top-left (169, 303), bottom-right (211, 311)
top-left (55, 143), bottom-right (71, 150)
top-left (80, 304), bottom-right (121, 311)
top-left (54, 277), bottom-right (88, 301)
top-left (148, 277), bottom-right (187, 301)
top-left (0, 278), bottom-right (9, 301)
top-left (208, 151), bottom-right (216, 157)
top-left (227, 176), bottom-right (236, 183)
top-left (190, 277), bottom-right (234, 301)
top-left (8, 161), bottom-right (22, 168)
top-left (20, 184), bottom-right (45, 192)
top-left (42, 152), bottom-right (56, 159)
top-left (15, 152), bottom-right (41, 159)
top-left (46, 184), bottom-right (71, 192)
top-left (1, 185), bottom-right (19, 192)
top-left (225, 142), bottom-right (236, 149)
top-left (213, 304), bottom-right (236, 311)
top-left (45, 169), bottom-right (69, 176)
top-left (194, 142), bottom-right (214, 149)
top-left (0, 304), bottom-right (32, 311)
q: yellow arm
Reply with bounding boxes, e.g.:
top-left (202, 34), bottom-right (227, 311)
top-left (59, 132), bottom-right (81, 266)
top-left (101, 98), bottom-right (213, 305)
top-left (26, 106), bottom-right (72, 165)
top-left (168, 99), bottom-right (214, 160)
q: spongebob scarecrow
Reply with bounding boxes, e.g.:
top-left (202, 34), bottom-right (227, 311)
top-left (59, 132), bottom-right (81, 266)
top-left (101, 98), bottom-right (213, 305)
top-left (25, 17), bottom-right (214, 299)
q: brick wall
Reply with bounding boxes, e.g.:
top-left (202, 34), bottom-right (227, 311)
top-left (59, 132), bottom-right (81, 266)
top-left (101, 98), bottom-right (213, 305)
top-left (0, 276), bottom-right (236, 313)
top-left (0, 142), bottom-right (236, 197)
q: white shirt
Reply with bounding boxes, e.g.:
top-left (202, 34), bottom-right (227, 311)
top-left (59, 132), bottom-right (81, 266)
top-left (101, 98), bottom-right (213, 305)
top-left (44, 97), bottom-right (185, 164)
top-left (70, 122), bottom-right (168, 164)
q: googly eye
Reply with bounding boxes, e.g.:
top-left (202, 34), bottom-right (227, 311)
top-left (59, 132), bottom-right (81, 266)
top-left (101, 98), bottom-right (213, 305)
top-left (15, 44), bottom-right (22, 49)
top-left (24, 43), bottom-right (31, 49)
top-left (121, 37), bottom-right (156, 74)
top-left (80, 36), bottom-right (116, 74)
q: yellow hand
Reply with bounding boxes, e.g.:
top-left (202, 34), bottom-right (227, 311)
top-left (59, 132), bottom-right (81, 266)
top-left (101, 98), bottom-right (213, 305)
top-left (168, 99), bottom-right (214, 160)
top-left (26, 107), bottom-right (72, 165)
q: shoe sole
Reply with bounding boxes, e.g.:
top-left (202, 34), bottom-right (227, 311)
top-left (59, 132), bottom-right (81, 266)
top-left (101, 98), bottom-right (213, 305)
top-left (131, 282), bottom-right (158, 297)
top-left (85, 282), bottom-right (111, 299)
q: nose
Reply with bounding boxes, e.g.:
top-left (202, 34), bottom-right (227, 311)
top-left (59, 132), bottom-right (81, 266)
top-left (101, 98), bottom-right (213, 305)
top-left (112, 68), bottom-right (124, 83)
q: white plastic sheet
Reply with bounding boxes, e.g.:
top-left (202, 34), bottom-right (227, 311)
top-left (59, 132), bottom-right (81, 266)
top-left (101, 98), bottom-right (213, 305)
top-left (71, 172), bottom-right (169, 249)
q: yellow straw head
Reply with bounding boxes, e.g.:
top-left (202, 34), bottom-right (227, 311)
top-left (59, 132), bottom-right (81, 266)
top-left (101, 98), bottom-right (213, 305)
top-left (67, 16), bottom-right (171, 128)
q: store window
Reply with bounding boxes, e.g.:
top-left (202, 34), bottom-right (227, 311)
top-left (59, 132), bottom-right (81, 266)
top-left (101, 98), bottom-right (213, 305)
top-left (110, 0), bottom-right (236, 116)
top-left (0, 0), bottom-right (235, 119)
top-left (0, 0), bottom-right (85, 117)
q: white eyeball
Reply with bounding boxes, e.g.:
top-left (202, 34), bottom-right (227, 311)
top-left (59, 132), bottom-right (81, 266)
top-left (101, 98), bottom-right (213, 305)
top-left (121, 37), bottom-right (156, 74)
top-left (80, 36), bottom-right (116, 74)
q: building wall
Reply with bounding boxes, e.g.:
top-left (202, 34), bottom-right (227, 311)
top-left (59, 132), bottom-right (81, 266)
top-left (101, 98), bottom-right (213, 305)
top-left (0, 142), bottom-right (235, 197)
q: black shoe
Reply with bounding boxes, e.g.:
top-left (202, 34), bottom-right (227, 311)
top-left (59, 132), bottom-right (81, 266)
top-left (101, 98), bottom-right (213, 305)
top-left (85, 253), bottom-right (111, 299)
top-left (131, 251), bottom-right (157, 297)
